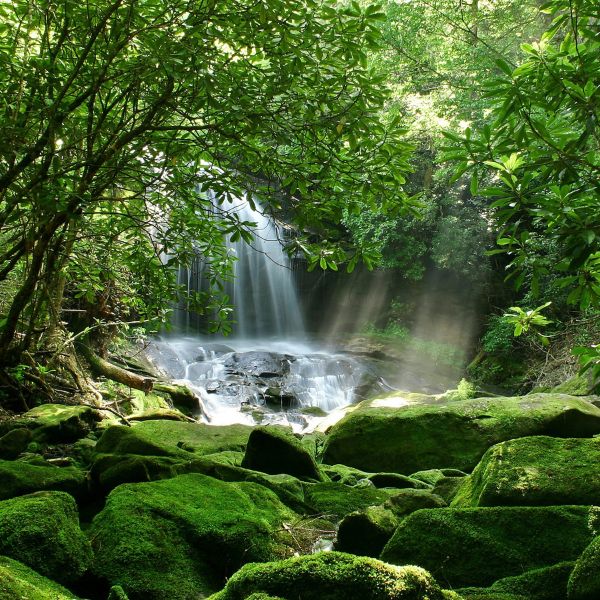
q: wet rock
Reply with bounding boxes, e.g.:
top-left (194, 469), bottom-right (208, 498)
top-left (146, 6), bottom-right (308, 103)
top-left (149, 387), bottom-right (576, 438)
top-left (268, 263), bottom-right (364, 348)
top-left (262, 387), bottom-right (299, 409)
top-left (223, 352), bottom-right (295, 378)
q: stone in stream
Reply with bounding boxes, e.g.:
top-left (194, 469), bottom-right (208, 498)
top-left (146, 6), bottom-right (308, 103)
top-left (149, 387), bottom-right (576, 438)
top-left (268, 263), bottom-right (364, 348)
top-left (322, 393), bottom-right (600, 473)
top-left (452, 436), bottom-right (600, 507)
top-left (223, 352), bottom-right (295, 378)
top-left (206, 551), bottom-right (458, 600)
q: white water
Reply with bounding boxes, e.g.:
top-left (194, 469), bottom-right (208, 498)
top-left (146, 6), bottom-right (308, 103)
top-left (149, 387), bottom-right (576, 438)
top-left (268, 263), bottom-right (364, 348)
top-left (152, 193), bottom-right (384, 428)
top-left (148, 337), bottom-right (372, 430)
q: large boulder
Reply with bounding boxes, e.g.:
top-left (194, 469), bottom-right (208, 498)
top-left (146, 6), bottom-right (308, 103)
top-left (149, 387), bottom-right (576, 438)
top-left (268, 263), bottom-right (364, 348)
top-left (16, 404), bottom-right (101, 443)
top-left (95, 421), bottom-right (252, 458)
top-left (241, 426), bottom-right (323, 481)
top-left (452, 436), bottom-right (600, 507)
top-left (322, 394), bottom-right (600, 473)
top-left (567, 535), bottom-right (600, 600)
top-left (0, 459), bottom-right (86, 501)
top-left (381, 506), bottom-right (597, 588)
top-left (0, 555), bottom-right (83, 600)
top-left (89, 473), bottom-right (299, 599)
top-left (207, 551), bottom-right (458, 600)
top-left (0, 491), bottom-right (92, 585)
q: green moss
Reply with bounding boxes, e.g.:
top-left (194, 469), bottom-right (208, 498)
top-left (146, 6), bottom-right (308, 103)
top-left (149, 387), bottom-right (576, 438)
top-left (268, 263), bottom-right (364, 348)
top-left (304, 482), bottom-right (394, 520)
top-left (488, 561), bottom-right (573, 600)
top-left (95, 421), bottom-right (252, 458)
top-left (323, 394), bottom-right (600, 473)
top-left (0, 459), bottom-right (86, 501)
top-left (207, 551), bottom-right (454, 600)
top-left (0, 555), bottom-right (82, 600)
top-left (322, 464), bottom-right (370, 486)
top-left (452, 436), bottom-right (600, 507)
top-left (336, 505), bottom-right (398, 557)
top-left (381, 506), bottom-right (596, 588)
top-left (411, 469), bottom-right (466, 486)
top-left (384, 489), bottom-right (447, 518)
top-left (567, 535), bottom-right (600, 600)
top-left (241, 426), bottom-right (323, 481)
top-left (108, 585), bottom-right (130, 600)
top-left (0, 492), bottom-right (92, 584)
top-left (89, 473), bottom-right (299, 599)
top-left (0, 428), bottom-right (32, 459)
top-left (432, 476), bottom-right (465, 504)
top-left (21, 404), bottom-right (101, 443)
top-left (551, 374), bottom-right (594, 396)
top-left (203, 450), bottom-right (245, 466)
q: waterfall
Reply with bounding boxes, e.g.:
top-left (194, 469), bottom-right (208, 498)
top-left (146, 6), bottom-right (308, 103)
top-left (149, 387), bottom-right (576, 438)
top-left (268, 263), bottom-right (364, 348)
top-left (174, 194), bottom-right (305, 338)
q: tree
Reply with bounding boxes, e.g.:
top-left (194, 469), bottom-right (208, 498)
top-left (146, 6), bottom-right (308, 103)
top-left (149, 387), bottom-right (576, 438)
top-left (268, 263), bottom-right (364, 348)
top-left (447, 0), bottom-right (600, 382)
top-left (0, 0), bottom-right (413, 383)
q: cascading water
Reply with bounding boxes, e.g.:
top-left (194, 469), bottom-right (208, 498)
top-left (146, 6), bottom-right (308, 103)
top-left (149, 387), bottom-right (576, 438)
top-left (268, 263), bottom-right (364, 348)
top-left (150, 192), bottom-right (386, 430)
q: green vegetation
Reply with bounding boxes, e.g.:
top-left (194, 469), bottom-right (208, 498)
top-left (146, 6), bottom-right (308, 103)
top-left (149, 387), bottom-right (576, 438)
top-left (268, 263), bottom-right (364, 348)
top-left (381, 505), bottom-right (597, 588)
top-left (207, 551), bottom-right (456, 600)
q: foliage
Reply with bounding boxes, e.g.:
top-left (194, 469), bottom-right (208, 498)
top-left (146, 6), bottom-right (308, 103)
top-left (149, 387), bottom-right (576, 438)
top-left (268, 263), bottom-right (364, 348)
top-left (0, 0), bottom-right (413, 362)
top-left (446, 0), bottom-right (600, 311)
top-left (503, 302), bottom-right (553, 344)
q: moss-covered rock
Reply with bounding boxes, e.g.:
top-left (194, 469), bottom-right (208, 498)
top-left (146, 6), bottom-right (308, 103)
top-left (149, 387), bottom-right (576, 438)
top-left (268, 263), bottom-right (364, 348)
top-left (453, 436), bottom-right (600, 507)
top-left (367, 473), bottom-right (430, 489)
top-left (0, 459), bottom-right (86, 501)
top-left (0, 492), bottom-right (92, 585)
top-left (336, 505), bottom-right (398, 557)
top-left (410, 469), bottom-right (467, 486)
top-left (21, 404), bottom-right (101, 443)
top-left (458, 562), bottom-right (573, 600)
top-left (381, 506), bottom-right (597, 588)
top-left (241, 426), bottom-right (323, 481)
top-left (322, 394), bottom-right (600, 473)
top-left (384, 488), bottom-right (447, 517)
top-left (0, 555), bottom-right (83, 600)
top-left (304, 482), bottom-right (394, 520)
top-left (89, 473), bottom-right (298, 599)
top-left (432, 475), bottom-right (465, 504)
top-left (95, 421), bottom-right (252, 458)
top-left (128, 408), bottom-right (189, 422)
top-left (108, 585), bottom-right (130, 600)
top-left (567, 535), bottom-right (600, 600)
top-left (322, 464), bottom-right (370, 486)
top-left (0, 428), bottom-right (32, 459)
top-left (207, 551), bottom-right (457, 600)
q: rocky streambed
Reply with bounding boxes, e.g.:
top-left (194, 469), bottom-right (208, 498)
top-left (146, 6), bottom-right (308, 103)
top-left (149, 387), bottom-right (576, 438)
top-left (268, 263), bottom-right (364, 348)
top-left (0, 390), bottom-right (600, 599)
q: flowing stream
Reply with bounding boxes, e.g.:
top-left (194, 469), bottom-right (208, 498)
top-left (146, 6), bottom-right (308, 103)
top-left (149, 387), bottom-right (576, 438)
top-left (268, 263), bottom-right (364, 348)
top-left (151, 195), bottom-right (386, 430)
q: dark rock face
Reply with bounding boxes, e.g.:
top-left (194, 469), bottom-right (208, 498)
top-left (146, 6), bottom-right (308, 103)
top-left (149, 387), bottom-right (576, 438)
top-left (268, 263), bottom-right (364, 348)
top-left (223, 352), bottom-right (295, 378)
top-left (0, 428), bottom-right (32, 459)
top-left (241, 426), bottom-right (323, 481)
